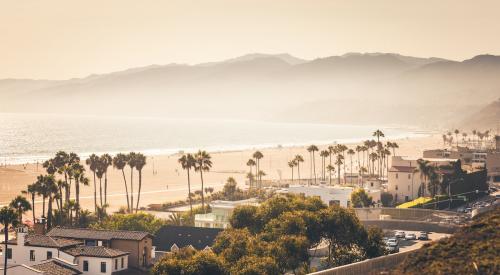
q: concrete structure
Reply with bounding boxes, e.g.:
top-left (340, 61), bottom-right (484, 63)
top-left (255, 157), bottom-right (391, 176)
top-left (194, 198), bottom-right (259, 228)
top-left (486, 151), bottom-right (500, 185)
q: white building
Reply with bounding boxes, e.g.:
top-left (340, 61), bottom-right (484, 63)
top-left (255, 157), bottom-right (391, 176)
top-left (387, 156), bottom-right (457, 203)
top-left (194, 198), bottom-right (259, 228)
top-left (1, 227), bottom-right (130, 275)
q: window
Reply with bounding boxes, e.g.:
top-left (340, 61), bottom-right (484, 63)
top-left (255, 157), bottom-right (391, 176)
top-left (83, 261), bottom-right (89, 271)
top-left (408, 174), bottom-right (411, 179)
top-left (395, 185), bottom-right (398, 191)
top-left (395, 173), bottom-right (398, 179)
top-left (370, 182), bottom-right (374, 187)
top-left (6, 248), bottom-right (12, 259)
top-left (115, 259), bottom-right (118, 270)
top-left (121, 257), bottom-right (124, 268)
top-left (30, 250), bottom-right (35, 261)
top-left (85, 240), bottom-right (96, 246)
top-left (101, 262), bottom-right (107, 273)
top-left (47, 251), bottom-right (52, 259)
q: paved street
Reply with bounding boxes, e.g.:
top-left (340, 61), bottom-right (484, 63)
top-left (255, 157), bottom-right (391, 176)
top-left (384, 230), bottom-right (451, 252)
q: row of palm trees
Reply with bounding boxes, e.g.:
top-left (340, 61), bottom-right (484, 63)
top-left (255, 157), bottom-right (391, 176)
top-left (245, 151), bottom-right (265, 190)
top-left (442, 129), bottom-right (495, 149)
top-left (178, 150), bottom-right (213, 215)
top-left (287, 130), bottom-right (399, 185)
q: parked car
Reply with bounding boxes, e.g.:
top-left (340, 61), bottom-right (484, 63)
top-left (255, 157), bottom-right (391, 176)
top-left (386, 243), bottom-right (399, 254)
top-left (395, 231), bottom-right (406, 238)
top-left (405, 233), bottom-right (417, 240)
top-left (418, 231), bottom-right (429, 240)
top-left (387, 238), bottom-right (398, 246)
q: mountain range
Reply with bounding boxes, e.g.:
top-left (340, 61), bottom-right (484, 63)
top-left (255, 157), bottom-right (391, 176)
top-left (1, 52), bottom-right (499, 129)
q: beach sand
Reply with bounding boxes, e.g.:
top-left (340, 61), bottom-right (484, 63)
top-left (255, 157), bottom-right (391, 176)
top-left (0, 135), bottom-right (442, 216)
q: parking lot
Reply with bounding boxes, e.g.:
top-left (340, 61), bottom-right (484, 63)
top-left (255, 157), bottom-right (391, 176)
top-left (384, 230), bottom-right (451, 253)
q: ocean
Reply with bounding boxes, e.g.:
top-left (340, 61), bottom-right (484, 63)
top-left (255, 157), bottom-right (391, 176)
top-left (0, 112), bottom-right (427, 164)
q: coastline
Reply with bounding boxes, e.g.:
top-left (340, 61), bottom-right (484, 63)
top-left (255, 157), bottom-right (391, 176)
top-left (0, 134), bottom-right (442, 215)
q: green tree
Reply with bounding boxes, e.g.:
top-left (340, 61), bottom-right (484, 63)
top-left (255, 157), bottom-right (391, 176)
top-left (380, 192), bottom-right (393, 207)
top-left (0, 206), bottom-right (18, 275)
top-left (252, 151), bottom-right (264, 188)
top-left (246, 159), bottom-right (256, 189)
top-left (230, 255), bottom-right (279, 275)
top-left (9, 196), bottom-right (31, 225)
top-left (113, 153), bottom-right (131, 212)
top-left (179, 153), bottom-right (196, 215)
top-left (230, 205), bottom-right (259, 232)
top-left (93, 212), bottom-right (166, 234)
top-left (307, 145), bottom-right (319, 184)
top-left (294, 154), bottom-right (304, 184)
top-left (350, 189), bottom-right (374, 208)
top-left (194, 150), bottom-right (212, 213)
top-left (22, 182), bottom-right (40, 223)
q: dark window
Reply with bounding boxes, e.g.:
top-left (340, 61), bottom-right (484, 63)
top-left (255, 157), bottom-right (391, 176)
top-left (30, 250), bottom-right (35, 261)
top-left (408, 174), bottom-right (411, 179)
top-left (47, 251), bottom-right (52, 259)
top-left (396, 173), bottom-right (398, 179)
top-left (85, 240), bottom-right (96, 246)
top-left (101, 262), bottom-right (106, 273)
top-left (370, 182), bottom-right (374, 187)
top-left (6, 248), bottom-right (12, 259)
top-left (395, 185), bottom-right (398, 191)
top-left (121, 257), bottom-right (124, 268)
top-left (115, 259), bottom-right (118, 270)
top-left (83, 261), bottom-right (89, 271)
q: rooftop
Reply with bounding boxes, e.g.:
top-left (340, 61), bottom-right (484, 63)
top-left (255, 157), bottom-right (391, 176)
top-left (47, 227), bottom-right (152, 241)
top-left (32, 259), bottom-right (82, 275)
top-left (389, 166), bottom-right (418, 173)
top-left (153, 225), bottom-right (222, 251)
top-left (63, 246), bottom-right (129, 258)
top-left (4, 234), bottom-right (82, 248)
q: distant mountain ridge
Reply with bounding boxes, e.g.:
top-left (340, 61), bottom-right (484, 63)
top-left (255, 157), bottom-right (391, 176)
top-left (1, 52), bottom-right (499, 128)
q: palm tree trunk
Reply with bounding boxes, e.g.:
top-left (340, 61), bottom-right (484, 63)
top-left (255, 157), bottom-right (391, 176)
top-left (104, 172), bottom-right (108, 205)
top-left (187, 168), bottom-right (193, 215)
top-left (99, 177), bottom-right (103, 207)
top-left (121, 169), bottom-right (130, 212)
top-left (42, 196), bottom-right (46, 218)
top-left (75, 180), bottom-right (80, 220)
top-left (200, 170), bottom-right (205, 213)
top-left (297, 163), bottom-right (301, 184)
top-left (136, 169), bottom-right (143, 213)
top-left (32, 193), bottom-right (36, 223)
top-left (130, 169), bottom-right (134, 213)
top-left (47, 196), bottom-right (53, 229)
top-left (291, 166), bottom-right (294, 182)
top-left (93, 171), bottom-right (97, 214)
top-left (4, 226), bottom-right (8, 275)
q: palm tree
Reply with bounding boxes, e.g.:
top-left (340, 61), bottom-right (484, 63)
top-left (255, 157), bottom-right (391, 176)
top-left (22, 182), bottom-right (39, 223)
top-left (100, 154), bottom-right (113, 206)
top-left (179, 154), bottom-right (196, 215)
top-left (1, 206), bottom-right (18, 275)
top-left (328, 145), bottom-right (335, 172)
top-left (454, 129), bottom-right (459, 148)
top-left (373, 130), bottom-right (384, 176)
top-left (169, 212), bottom-right (183, 226)
top-left (369, 152), bottom-right (378, 176)
top-left (9, 196), bottom-right (31, 225)
top-left (113, 153), bottom-right (130, 212)
top-left (127, 152), bottom-right (138, 215)
top-left (307, 145), bottom-right (319, 184)
top-left (462, 132), bottom-right (468, 146)
top-left (347, 149), bottom-right (355, 184)
top-left (40, 175), bottom-right (57, 229)
top-left (86, 154), bottom-right (99, 213)
top-left (417, 159), bottom-right (431, 197)
top-left (96, 162), bottom-right (105, 207)
top-left (294, 155), bottom-right (304, 184)
top-left (66, 199), bottom-right (77, 226)
top-left (335, 154), bottom-right (344, 185)
top-left (252, 151), bottom-right (264, 188)
top-left (320, 150), bottom-right (329, 181)
top-left (336, 144), bottom-right (348, 184)
top-left (326, 165), bottom-right (335, 185)
top-left (72, 163), bottom-right (88, 220)
top-left (134, 153), bottom-right (147, 213)
top-left (288, 160), bottom-right (296, 182)
top-left (246, 159), bottom-right (256, 189)
top-left (194, 150), bottom-right (212, 213)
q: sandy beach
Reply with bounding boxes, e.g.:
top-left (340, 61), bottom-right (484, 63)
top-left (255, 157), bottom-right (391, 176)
top-left (0, 134), bottom-right (442, 215)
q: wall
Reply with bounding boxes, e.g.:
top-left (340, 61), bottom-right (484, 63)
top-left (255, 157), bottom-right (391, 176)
top-left (76, 256), bottom-right (112, 275)
top-left (287, 185), bottom-right (353, 207)
top-left (2, 243), bottom-right (59, 266)
top-left (112, 238), bottom-right (151, 269)
top-left (360, 220), bottom-right (458, 234)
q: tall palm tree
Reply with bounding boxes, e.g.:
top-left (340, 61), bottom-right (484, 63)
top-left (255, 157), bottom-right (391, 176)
top-left (294, 155), bottom-right (304, 184)
top-left (246, 159), bottom-right (256, 189)
top-left (347, 149), bottom-right (355, 184)
top-left (40, 175), bottom-right (57, 229)
top-left (328, 145), bottom-right (335, 172)
top-left (454, 129), bottom-right (459, 148)
top-left (22, 182), bottom-right (39, 224)
top-left (335, 154), bottom-right (344, 185)
top-left (1, 206), bottom-right (18, 275)
top-left (100, 154), bottom-right (113, 206)
top-left (252, 151), bottom-right (263, 188)
top-left (320, 150), bottom-right (329, 181)
top-left (96, 162), bottom-right (105, 207)
top-left (194, 150), bottom-right (212, 213)
top-left (66, 152), bottom-right (80, 203)
top-left (113, 153), bottom-right (130, 212)
top-left (134, 153), bottom-right (147, 213)
top-left (72, 163), bottom-right (88, 220)
top-left (179, 154), bottom-right (196, 215)
top-left (9, 196), bottom-right (31, 225)
top-left (307, 145), bottom-right (319, 184)
top-left (417, 159), bottom-right (431, 197)
top-left (326, 165), bottom-right (335, 185)
top-left (462, 132), bottom-right (468, 146)
top-left (127, 152), bottom-right (138, 215)
top-left (288, 160), bottom-right (296, 182)
top-left (369, 152), bottom-right (378, 176)
top-left (86, 154), bottom-right (99, 213)
top-left (372, 130), bottom-right (384, 177)
top-left (66, 199), bottom-right (77, 226)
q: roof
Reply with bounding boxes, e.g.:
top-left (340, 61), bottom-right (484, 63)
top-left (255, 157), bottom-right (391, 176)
top-left (389, 166), bottom-right (418, 173)
top-left (47, 227), bottom-right (152, 241)
top-left (153, 225), bottom-right (222, 251)
top-left (63, 246), bottom-right (129, 258)
top-left (4, 234), bottom-right (82, 248)
top-left (32, 259), bottom-right (82, 275)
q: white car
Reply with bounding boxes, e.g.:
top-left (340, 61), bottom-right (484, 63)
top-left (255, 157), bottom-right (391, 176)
top-left (395, 231), bottom-right (406, 238)
top-left (387, 238), bottom-right (398, 246)
top-left (405, 233), bottom-right (416, 240)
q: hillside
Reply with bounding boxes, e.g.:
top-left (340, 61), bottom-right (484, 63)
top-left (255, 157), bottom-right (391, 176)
top-left (392, 207), bottom-right (500, 274)
top-left (460, 99), bottom-right (500, 130)
top-left (1, 53), bottom-right (499, 128)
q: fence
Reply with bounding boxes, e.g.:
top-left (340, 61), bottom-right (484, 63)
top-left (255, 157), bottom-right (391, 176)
top-left (309, 250), bottom-right (414, 275)
top-left (353, 207), bottom-right (465, 223)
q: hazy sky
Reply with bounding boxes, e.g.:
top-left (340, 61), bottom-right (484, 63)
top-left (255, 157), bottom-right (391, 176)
top-left (2, 0), bottom-right (500, 79)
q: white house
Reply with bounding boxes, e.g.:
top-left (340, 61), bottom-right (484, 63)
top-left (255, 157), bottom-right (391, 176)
top-left (194, 198), bottom-right (259, 228)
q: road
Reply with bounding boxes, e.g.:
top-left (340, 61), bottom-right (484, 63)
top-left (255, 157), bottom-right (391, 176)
top-left (384, 230), bottom-right (450, 252)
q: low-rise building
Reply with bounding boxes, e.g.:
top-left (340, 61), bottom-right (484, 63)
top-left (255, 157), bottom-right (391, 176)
top-left (153, 225), bottom-right (222, 252)
top-left (194, 198), bottom-right (259, 229)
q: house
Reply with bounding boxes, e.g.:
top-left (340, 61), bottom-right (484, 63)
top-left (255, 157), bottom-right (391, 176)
top-left (153, 225), bottom-right (222, 252)
top-left (1, 227), bottom-right (130, 275)
top-left (47, 227), bottom-right (153, 270)
top-left (194, 198), bottom-right (259, 229)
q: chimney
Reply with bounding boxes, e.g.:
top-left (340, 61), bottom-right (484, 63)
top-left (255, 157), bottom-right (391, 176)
top-left (16, 226), bottom-right (29, 246)
top-left (34, 217), bottom-right (46, 235)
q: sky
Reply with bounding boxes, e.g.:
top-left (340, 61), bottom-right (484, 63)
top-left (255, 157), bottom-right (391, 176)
top-left (2, 0), bottom-right (500, 79)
